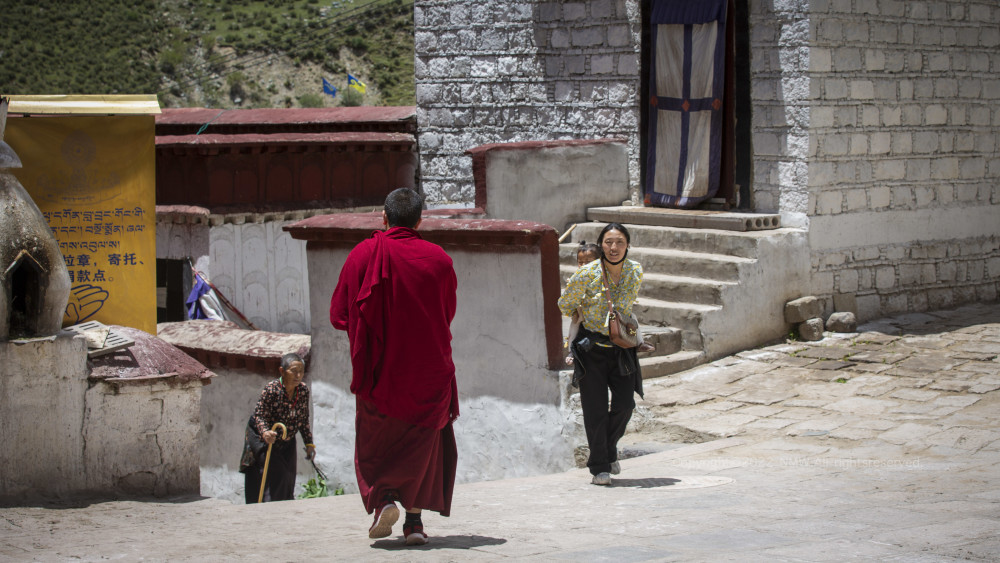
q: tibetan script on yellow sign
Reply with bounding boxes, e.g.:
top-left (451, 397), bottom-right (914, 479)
top-left (7, 115), bottom-right (156, 333)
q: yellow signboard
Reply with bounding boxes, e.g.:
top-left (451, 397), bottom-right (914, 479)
top-left (6, 115), bottom-right (157, 333)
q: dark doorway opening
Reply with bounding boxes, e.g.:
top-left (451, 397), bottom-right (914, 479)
top-left (156, 258), bottom-right (192, 323)
top-left (7, 253), bottom-right (45, 338)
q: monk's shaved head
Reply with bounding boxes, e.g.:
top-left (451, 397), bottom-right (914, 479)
top-left (384, 187), bottom-right (424, 228)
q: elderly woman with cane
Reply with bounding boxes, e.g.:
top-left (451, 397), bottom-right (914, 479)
top-left (240, 352), bottom-right (316, 503)
top-left (558, 223), bottom-right (644, 486)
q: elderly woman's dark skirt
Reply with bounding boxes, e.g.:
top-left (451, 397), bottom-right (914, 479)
top-left (244, 438), bottom-right (297, 504)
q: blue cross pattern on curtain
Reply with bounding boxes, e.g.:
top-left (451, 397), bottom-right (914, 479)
top-left (644, 0), bottom-right (728, 209)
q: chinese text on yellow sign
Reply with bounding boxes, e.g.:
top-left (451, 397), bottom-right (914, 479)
top-left (7, 115), bottom-right (156, 333)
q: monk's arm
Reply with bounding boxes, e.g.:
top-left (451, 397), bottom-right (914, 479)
top-left (445, 265), bottom-right (457, 324)
top-left (330, 251), bottom-right (362, 331)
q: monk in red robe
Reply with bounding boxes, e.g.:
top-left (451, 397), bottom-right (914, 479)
top-left (330, 187), bottom-right (459, 546)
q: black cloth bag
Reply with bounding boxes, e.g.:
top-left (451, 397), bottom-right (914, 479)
top-left (238, 416), bottom-right (268, 474)
top-left (571, 325), bottom-right (643, 399)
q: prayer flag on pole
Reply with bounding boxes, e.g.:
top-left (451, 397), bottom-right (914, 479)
top-left (322, 77), bottom-right (337, 98)
top-left (347, 74), bottom-right (367, 94)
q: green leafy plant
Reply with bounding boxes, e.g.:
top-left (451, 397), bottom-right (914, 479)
top-left (298, 477), bottom-right (344, 499)
top-left (298, 477), bottom-right (327, 498)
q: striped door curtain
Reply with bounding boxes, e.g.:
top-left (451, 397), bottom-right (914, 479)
top-left (644, 0), bottom-right (728, 208)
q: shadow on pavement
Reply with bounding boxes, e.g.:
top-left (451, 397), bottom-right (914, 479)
top-left (371, 534), bottom-right (507, 551)
top-left (609, 477), bottom-right (681, 488)
top-left (863, 305), bottom-right (1000, 337)
top-left (0, 493), bottom-right (209, 510)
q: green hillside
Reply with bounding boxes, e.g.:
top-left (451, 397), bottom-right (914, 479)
top-left (1, 0), bottom-right (415, 108)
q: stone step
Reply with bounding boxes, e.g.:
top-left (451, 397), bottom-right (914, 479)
top-left (587, 206), bottom-right (781, 232)
top-left (628, 247), bottom-right (751, 281)
top-left (638, 325), bottom-right (682, 357)
top-left (558, 281), bottom-right (719, 351)
top-left (559, 244), bottom-right (751, 282)
top-left (639, 350), bottom-right (707, 379)
top-left (633, 296), bottom-right (720, 350)
top-left (558, 264), bottom-right (732, 306)
top-left (569, 221), bottom-right (771, 259)
top-left (641, 272), bottom-right (733, 306)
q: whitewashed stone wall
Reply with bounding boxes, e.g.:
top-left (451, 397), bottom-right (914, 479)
top-left (156, 220), bottom-right (210, 276)
top-left (801, 0), bottom-right (1000, 319)
top-left (415, 0), bottom-right (642, 206)
top-left (0, 334), bottom-right (88, 502)
top-left (157, 216), bottom-right (310, 334)
top-left (84, 378), bottom-right (203, 497)
top-left (200, 374), bottom-right (578, 503)
top-left (209, 220), bottom-right (310, 334)
top-left (0, 334), bottom-right (203, 501)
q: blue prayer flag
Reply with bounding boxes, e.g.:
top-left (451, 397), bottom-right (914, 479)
top-left (322, 77), bottom-right (337, 98)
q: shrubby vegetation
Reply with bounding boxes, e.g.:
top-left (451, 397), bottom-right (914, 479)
top-left (1, 1), bottom-right (164, 96)
top-left (1, 0), bottom-right (415, 108)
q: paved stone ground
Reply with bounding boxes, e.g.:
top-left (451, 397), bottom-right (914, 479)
top-left (2, 303), bottom-right (999, 561)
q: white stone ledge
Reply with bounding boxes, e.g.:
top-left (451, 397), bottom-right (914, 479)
top-left (809, 206), bottom-right (1000, 250)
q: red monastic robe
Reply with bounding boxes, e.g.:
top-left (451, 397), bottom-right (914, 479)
top-left (330, 226), bottom-right (459, 515)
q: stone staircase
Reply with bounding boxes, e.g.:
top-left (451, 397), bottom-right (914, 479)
top-left (559, 206), bottom-right (803, 379)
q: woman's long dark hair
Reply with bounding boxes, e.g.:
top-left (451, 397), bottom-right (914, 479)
top-left (598, 223), bottom-right (631, 264)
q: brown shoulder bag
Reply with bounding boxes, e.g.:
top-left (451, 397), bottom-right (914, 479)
top-left (602, 263), bottom-right (639, 349)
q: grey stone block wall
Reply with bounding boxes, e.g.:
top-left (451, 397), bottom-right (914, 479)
top-left (803, 0), bottom-right (1000, 317)
top-left (748, 0), bottom-right (813, 225)
top-left (415, 0), bottom-right (642, 207)
top-left (805, 0), bottom-right (999, 222)
top-left (812, 239), bottom-right (1000, 321)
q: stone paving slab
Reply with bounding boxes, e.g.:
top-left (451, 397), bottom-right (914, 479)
top-left (896, 356), bottom-right (970, 373)
top-left (885, 375), bottom-right (935, 388)
top-left (963, 363), bottom-right (1000, 375)
top-left (699, 400), bottom-right (742, 411)
top-left (898, 336), bottom-right (954, 349)
top-left (889, 388), bottom-right (941, 402)
top-left (794, 346), bottom-right (857, 360)
top-left (929, 380), bottom-right (974, 392)
top-left (969, 382), bottom-right (1000, 393)
top-left (846, 350), bottom-right (911, 364)
top-left (951, 341), bottom-right (1000, 355)
top-left (845, 362), bottom-right (894, 374)
top-left (854, 332), bottom-right (901, 344)
top-left (823, 396), bottom-right (899, 415)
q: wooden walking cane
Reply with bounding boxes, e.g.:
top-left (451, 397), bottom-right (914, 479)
top-left (258, 422), bottom-right (288, 503)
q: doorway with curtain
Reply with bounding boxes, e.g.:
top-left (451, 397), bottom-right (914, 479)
top-left (640, 0), bottom-right (751, 209)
